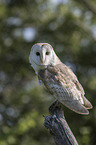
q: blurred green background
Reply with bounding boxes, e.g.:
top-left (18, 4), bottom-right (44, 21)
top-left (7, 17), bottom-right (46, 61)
top-left (0, 0), bottom-right (96, 145)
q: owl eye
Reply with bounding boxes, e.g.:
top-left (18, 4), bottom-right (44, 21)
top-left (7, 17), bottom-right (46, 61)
top-left (46, 52), bottom-right (50, 55)
top-left (36, 52), bottom-right (40, 56)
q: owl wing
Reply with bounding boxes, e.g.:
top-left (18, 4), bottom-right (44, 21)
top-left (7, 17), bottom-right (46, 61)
top-left (54, 64), bottom-right (92, 110)
top-left (38, 64), bottom-right (92, 114)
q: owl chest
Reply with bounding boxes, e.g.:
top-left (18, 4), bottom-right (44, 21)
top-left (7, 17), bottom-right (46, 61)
top-left (38, 68), bottom-right (60, 94)
top-left (38, 68), bottom-right (60, 85)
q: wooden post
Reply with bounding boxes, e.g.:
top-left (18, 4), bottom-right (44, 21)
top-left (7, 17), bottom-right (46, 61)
top-left (44, 101), bottom-right (78, 145)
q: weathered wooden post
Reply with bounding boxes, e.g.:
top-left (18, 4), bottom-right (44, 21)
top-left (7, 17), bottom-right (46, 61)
top-left (44, 101), bottom-right (78, 145)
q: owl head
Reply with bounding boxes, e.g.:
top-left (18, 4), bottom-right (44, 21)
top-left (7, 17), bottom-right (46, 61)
top-left (29, 43), bottom-right (60, 72)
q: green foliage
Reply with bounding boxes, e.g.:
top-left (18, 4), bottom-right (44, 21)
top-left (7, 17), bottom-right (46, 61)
top-left (0, 0), bottom-right (96, 144)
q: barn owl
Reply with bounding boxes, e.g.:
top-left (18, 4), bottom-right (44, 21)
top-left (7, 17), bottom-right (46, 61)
top-left (29, 43), bottom-right (92, 114)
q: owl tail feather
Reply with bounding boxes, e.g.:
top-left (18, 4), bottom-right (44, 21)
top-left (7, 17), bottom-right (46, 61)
top-left (62, 100), bottom-right (89, 115)
top-left (83, 96), bottom-right (93, 109)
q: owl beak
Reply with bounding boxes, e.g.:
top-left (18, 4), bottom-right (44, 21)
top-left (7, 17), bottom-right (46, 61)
top-left (41, 58), bottom-right (45, 63)
top-left (40, 51), bottom-right (45, 64)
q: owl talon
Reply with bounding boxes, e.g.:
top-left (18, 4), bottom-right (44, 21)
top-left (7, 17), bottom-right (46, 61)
top-left (49, 100), bottom-right (60, 114)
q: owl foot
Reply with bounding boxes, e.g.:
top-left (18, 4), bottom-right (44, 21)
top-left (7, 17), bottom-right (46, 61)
top-left (49, 100), bottom-right (60, 114)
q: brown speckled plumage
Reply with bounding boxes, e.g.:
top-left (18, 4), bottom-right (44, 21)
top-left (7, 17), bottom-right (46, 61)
top-left (38, 64), bottom-right (92, 114)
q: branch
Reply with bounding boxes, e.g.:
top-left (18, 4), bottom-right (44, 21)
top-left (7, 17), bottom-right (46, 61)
top-left (44, 101), bottom-right (78, 145)
top-left (74, 0), bottom-right (96, 15)
top-left (82, 0), bottom-right (96, 15)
